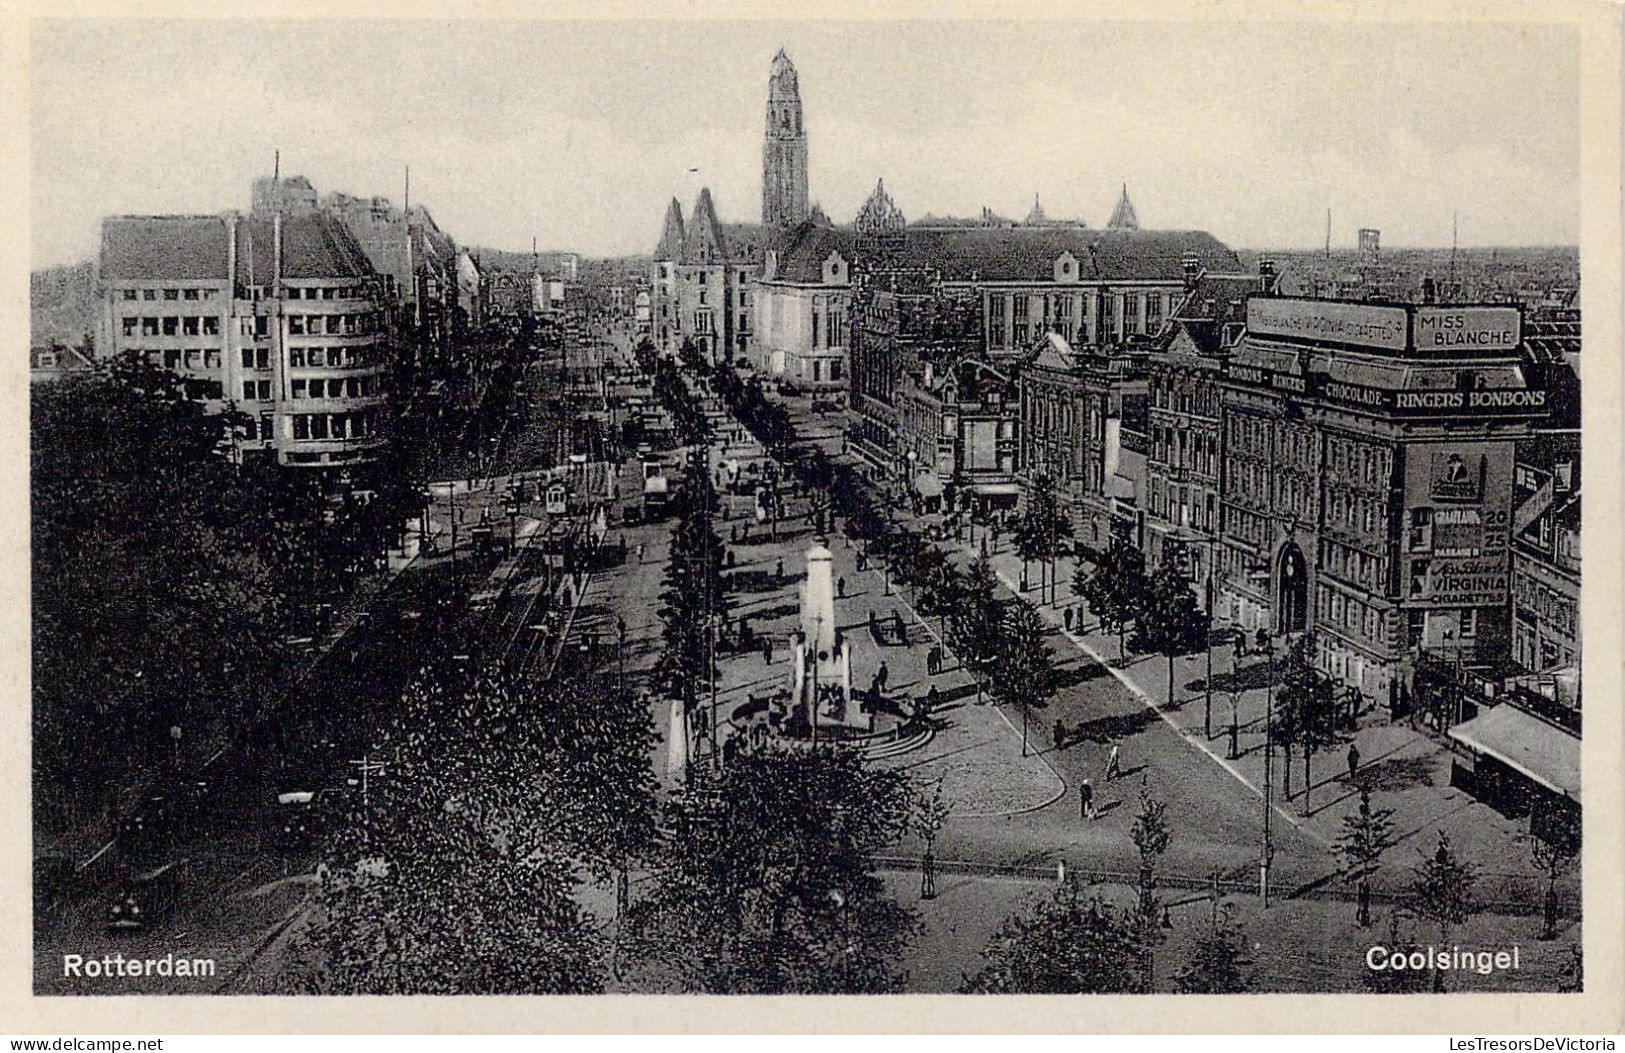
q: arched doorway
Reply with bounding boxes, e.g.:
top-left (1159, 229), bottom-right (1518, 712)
top-left (1276, 541), bottom-right (1308, 633)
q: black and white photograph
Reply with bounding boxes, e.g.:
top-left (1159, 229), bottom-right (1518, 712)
top-left (12, 2), bottom-right (1623, 1034)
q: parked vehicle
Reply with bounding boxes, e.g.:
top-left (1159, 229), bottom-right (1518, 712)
top-left (106, 859), bottom-right (186, 932)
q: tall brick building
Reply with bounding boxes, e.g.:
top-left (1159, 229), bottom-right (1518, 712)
top-left (762, 49), bottom-right (809, 230)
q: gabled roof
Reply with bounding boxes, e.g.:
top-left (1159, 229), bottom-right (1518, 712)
top-left (654, 197), bottom-right (686, 259)
top-left (1107, 184), bottom-right (1139, 231)
top-left (679, 188), bottom-right (731, 264)
top-left (887, 227), bottom-right (1237, 283)
top-left (101, 215), bottom-right (232, 281)
top-left (767, 220), bottom-right (855, 283)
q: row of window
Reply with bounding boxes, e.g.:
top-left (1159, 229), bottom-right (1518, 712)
top-left (290, 376), bottom-right (383, 400)
top-left (146, 348), bottom-right (221, 371)
top-left (286, 313), bottom-right (382, 336)
top-left (1315, 584), bottom-right (1386, 644)
top-left (286, 286), bottom-right (363, 301)
top-left (290, 345), bottom-right (382, 369)
top-left (291, 410), bottom-right (382, 441)
top-left (122, 315), bottom-right (223, 338)
top-left (121, 287), bottom-right (220, 302)
top-left (1319, 538), bottom-right (1386, 594)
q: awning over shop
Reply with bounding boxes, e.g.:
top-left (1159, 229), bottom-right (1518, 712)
top-left (971, 482), bottom-right (1021, 496)
top-left (912, 472), bottom-right (944, 498)
top-left (1449, 703), bottom-right (1580, 799)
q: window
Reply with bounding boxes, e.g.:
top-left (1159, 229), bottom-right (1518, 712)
top-left (289, 316), bottom-right (306, 335)
top-left (164, 288), bottom-right (179, 301)
top-left (162, 317), bottom-right (178, 336)
top-left (143, 289), bottom-right (157, 301)
top-left (183, 289), bottom-right (199, 301)
top-left (243, 380), bottom-right (256, 400)
top-left (1460, 609), bottom-right (1478, 638)
top-left (293, 415), bottom-right (310, 440)
top-left (290, 349), bottom-right (304, 368)
top-left (1408, 508), bottom-right (1432, 551)
top-left (1408, 559), bottom-right (1430, 598)
top-left (308, 348), bottom-right (325, 367)
top-left (241, 348), bottom-right (254, 369)
top-left (182, 316), bottom-right (199, 336)
top-left (292, 380), bottom-right (307, 399)
top-left (202, 316), bottom-right (219, 336)
top-left (258, 414), bottom-right (273, 440)
top-left (1146, 293), bottom-right (1163, 330)
top-left (310, 415), bottom-right (329, 439)
top-left (122, 289), bottom-right (138, 301)
top-left (121, 318), bottom-right (137, 337)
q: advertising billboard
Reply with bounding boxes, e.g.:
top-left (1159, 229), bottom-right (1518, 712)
top-left (1412, 307), bottom-right (1522, 352)
top-left (1247, 298), bottom-right (1408, 351)
top-left (1401, 441), bottom-right (1514, 607)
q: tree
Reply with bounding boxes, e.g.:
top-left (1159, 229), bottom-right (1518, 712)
top-left (1131, 783), bottom-right (1172, 922)
top-left (1409, 832), bottom-right (1479, 991)
top-left (948, 553), bottom-right (1006, 704)
top-left (1016, 471), bottom-right (1072, 604)
top-left (912, 778), bottom-right (952, 901)
top-left (1336, 788), bottom-right (1397, 927)
top-left (1172, 921), bottom-right (1253, 993)
top-left (653, 458), bottom-right (726, 723)
top-left (988, 599), bottom-right (1055, 756)
top-left (963, 882), bottom-right (1150, 993)
top-left (622, 747), bottom-right (916, 993)
top-left (32, 357), bottom-right (295, 827)
top-left (1076, 537), bottom-right (1146, 661)
top-left (1271, 632), bottom-right (1338, 807)
top-left (1532, 835), bottom-right (1577, 940)
top-left (1269, 634), bottom-right (1314, 798)
top-left (913, 544), bottom-right (963, 642)
top-left (1225, 686), bottom-right (1243, 759)
top-left (1132, 560), bottom-right (1207, 706)
top-left (285, 662), bottom-right (659, 994)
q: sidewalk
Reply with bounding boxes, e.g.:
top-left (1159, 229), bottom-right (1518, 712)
top-left (953, 530), bottom-right (1570, 903)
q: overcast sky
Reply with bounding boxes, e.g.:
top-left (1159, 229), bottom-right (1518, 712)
top-left (31, 18), bottom-right (1579, 267)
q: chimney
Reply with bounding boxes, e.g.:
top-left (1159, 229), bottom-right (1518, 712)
top-left (1259, 257), bottom-right (1277, 295)
top-left (1181, 251), bottom-right (1200, 291)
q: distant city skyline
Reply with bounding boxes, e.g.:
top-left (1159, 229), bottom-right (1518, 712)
top-left (31, 19), bottom-right (1579, 268)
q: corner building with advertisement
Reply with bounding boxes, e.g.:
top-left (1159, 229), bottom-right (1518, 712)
top-left (1213, 296), bottom-right (1544, 705)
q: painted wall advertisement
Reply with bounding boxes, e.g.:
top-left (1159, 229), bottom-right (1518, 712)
top-left (1247, 298), bottom-right (1409, 351)
top-left (1402, 442), bottom-right (1514, 606)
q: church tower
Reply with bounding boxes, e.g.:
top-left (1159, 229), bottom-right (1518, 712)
top-left (762, 49), bottom-right (809, 228)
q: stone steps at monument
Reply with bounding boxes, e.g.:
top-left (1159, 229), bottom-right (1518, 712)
top-left (854, 722), bottom-right (935, 760)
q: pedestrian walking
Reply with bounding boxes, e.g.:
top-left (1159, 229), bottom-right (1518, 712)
top-left (856, 551), bottom-right (868, 573)
top-left (1080, 779), bottom-right (1095, 821)
top-left (926, 645), bottom-right (939, 675)
top-left (892, 610), bottom-right (906, 642)
top-left (1052, 719), bottom-right (1065, 752)
top-left (1346, 741), bottom-right (1361, 781)
top-left (1234, 629), bottom-right (1246, 659)
top-left (876, 661), bottom-right (890, 693)
top-left (1255, 627), bottom-right (1269, 653)
top-left (1064, 607), bottom-right (1074, 632)
top-left (837, 576), bottom-right (846, 599)
top-left (763, 637), bottom-right (773, 665)
top-left (923, 683), bottom-right (940, 718)
top-left (1105, 743), bottom-right (1121, 782)
top-left (776, 557), bottom-right (785, 580)
top-left (636, 542), bottom-right (645, 564)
